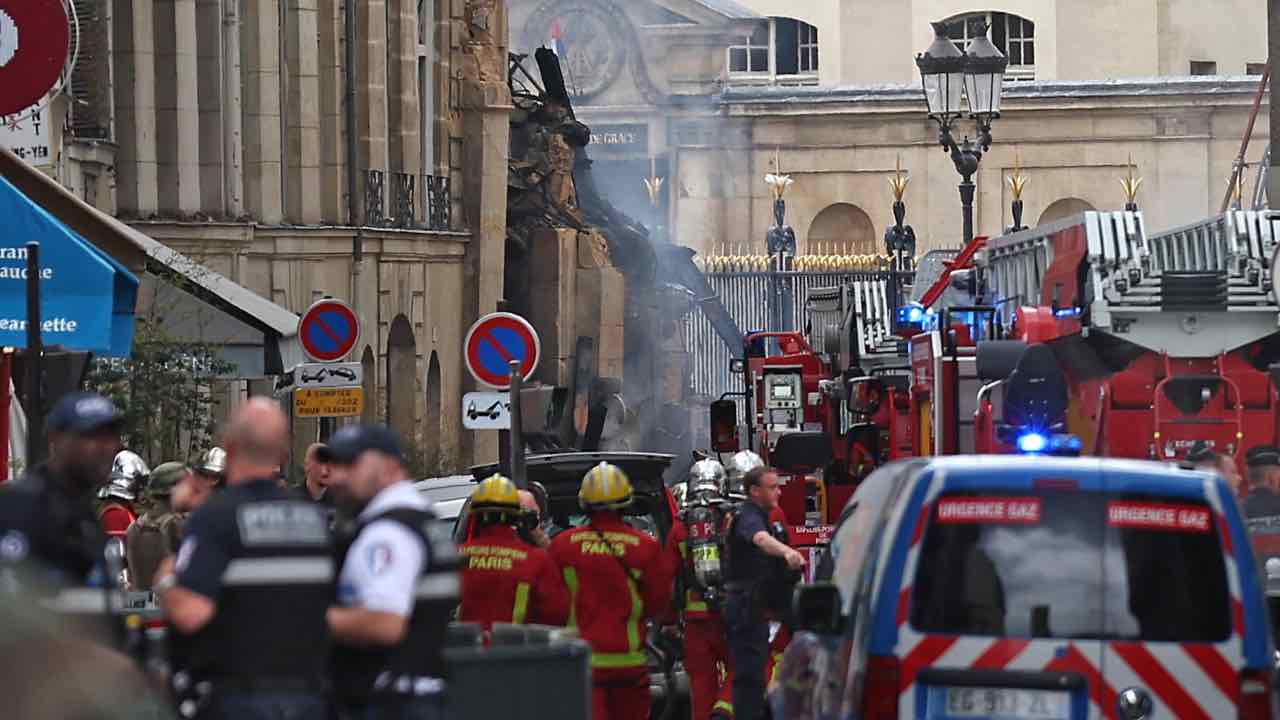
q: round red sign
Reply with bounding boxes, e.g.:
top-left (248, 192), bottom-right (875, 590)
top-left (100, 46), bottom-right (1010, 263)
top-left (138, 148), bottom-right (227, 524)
top-left (0, 0), bottom-right (70, 117)
top-left (298, 299), bottom-right (360, 362)
top-left (464, 312), bottom-right (541, 389)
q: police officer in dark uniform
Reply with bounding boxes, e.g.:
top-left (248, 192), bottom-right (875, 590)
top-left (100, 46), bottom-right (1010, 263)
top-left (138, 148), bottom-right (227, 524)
top-left (723, 465), bottom-right (805, 720)
top-left (1243, 446), bottom-right (1280, 519)
top-left (325, 424), bottom-right (459, 720)
top-left (153, 397), bottom-right (331, 719)
top-left (0, 392), bottom-right (122, 617)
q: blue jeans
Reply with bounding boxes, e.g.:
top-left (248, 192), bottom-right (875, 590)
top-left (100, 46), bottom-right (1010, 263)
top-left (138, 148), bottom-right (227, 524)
top-left (204, 691), bottom-right (326, 720)
top-left (337, 695), bottom-right (445, 720)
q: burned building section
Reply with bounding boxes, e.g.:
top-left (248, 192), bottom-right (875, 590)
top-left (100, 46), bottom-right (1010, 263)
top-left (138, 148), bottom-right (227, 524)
top-left (505, 50), bottom-right (700, 469)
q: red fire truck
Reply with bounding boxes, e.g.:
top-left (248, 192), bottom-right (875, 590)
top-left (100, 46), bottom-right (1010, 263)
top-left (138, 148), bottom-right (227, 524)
top-left (711, 209), bottom-right (1280, 532)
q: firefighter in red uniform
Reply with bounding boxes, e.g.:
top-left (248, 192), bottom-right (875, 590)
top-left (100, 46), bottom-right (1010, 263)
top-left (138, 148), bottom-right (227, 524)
top-left (550, 462), bottom-right (673, 720)
top-left (665, 458), bottom-right (736, 720)
top-left (458, 474), bottom-right (569, 632)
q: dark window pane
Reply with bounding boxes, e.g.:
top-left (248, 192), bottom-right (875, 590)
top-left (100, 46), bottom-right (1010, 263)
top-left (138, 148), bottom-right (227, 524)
top-left (1024, 41), bottom-right (1035, 66)
top-left (750, 48), bottom-right (768, 72)
top-left (991, 12), bottom-right (1007, 51)
top-left (775, 18), bottom-right (799, 75)
top-left (911, 490), bottom-right (1230, 642)
top-left (750, 23), bottom-right (769, 46)
top-left (1007, 43), bottom-right (1021, 66)
top-left (1023, 18), bottom-right (1035, 37)
top-left (1248, 62), bottom-right (1267, 75)
top-left (945, 20), bottom-right (965, 40)
top-left (729, 48), bottom-right (747, 72)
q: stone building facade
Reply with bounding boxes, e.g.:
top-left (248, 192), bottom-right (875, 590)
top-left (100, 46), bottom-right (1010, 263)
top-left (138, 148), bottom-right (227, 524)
top-left (42, 0), bottom-right (512, 470)
top-left (508, 0), bottom-right (1270, 258)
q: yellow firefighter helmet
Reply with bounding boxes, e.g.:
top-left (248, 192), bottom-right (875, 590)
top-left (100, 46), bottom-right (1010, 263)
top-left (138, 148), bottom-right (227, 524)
top-left (471, 473), bottom-right (521, 514)
top-left (579, 462), bottom-right (633, 511)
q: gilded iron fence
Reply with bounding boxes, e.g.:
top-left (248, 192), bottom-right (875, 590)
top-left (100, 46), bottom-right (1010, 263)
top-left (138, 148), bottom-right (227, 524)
top-left (685, 254), bottom-right (894, 401)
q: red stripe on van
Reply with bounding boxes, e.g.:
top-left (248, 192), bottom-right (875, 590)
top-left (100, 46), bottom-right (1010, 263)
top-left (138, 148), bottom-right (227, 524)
top-left (1112, 642), bottom-right (1210, 720)
top-left (1183, 643), bottom-right (1241, 704)
top-left (899, 635), bottom-right (956, 694)
top-left (1044, 643), bottom-right (1118, 720)
top-left (972, 639), bottom-right (1030, 670)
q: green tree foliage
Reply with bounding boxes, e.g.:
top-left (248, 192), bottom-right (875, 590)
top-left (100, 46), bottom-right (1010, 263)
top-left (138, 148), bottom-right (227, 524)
top-left (84, 319), bottom-right (234, 466)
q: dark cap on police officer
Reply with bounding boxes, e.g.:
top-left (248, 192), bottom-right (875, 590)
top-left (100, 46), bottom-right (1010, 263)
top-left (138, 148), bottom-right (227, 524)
top-left (47, 392), bottom-right (123, 435)
top-left (1246, 445), bottom-right (1280, 468)
top-left (325, 424), bottom-right (404, 465)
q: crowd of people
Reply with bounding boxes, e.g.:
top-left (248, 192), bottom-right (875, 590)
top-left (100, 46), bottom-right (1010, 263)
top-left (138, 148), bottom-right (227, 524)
top-left (0, 391), bottom-right (803, 720)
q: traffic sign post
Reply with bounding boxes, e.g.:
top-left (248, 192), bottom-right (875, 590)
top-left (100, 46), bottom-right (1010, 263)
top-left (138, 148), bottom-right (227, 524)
top-left (298, 298), bottom-right (360, 363)
top-left (463, 391), bottom-right (511, 430)
top-left (295, 387), bottom-right (364, 418)
top-left (464, 312), bottom-right (540, 389)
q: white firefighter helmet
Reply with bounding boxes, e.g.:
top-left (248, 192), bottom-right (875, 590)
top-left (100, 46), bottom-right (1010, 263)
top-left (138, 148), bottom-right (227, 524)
top-left (101, 450), bottom-right (149, 502)
top-left (195, 447), bottom-right (227, 478)
top-left (688, 458), bottom-right (726, 501)
top-left (724, 450), bottom-right (765, 496)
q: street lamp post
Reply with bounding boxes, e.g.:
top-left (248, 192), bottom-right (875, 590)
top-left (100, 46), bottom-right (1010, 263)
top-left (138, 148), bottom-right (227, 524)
top-left (916, 21), bottom-right (1009, 243)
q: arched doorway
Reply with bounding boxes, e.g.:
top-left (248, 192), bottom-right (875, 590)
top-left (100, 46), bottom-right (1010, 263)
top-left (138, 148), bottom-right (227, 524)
top-left (807, 203), bottom-right (876, 254)
top-left (424, 351), bottom-right (441, 472)
top-left (386, 315), bottom-right (416, 443)
top-left (1038, 198), bottom-right (1096, 225)
top-left (361, 346), bottom-right (376, 423)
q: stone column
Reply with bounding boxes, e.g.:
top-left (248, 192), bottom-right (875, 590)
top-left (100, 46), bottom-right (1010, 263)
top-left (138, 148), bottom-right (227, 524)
top-left (242, 0), bottom-right (285, 223)
top-left (458, 0), bottom-right (510, 464)
top-left (285, 0), bottom-right (323, 222)
top-left (317, 0), bottom-right (345, 223)
top-left (358, 0), bottom-right (390, 178)
top-left (112, 0), bottom-right (159, 215)
top-left (196, 0), bottom-right (225, 213)
top-left (155, 0), bottom-right (201, 214)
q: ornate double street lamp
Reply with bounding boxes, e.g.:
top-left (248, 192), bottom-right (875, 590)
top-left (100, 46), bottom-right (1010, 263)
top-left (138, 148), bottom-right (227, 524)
top-left (916, 21), bottom-right (1009, 243)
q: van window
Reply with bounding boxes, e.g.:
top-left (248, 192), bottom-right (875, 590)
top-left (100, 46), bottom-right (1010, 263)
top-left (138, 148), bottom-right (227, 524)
top-left (910, 490), bottom-right (1231, 642)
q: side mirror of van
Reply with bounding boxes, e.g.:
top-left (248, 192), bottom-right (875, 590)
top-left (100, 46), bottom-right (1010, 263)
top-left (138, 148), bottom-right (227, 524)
top-left (792, 582), bottom-right (843, 635)
top-left (710, 399), bottom-right (740, 453)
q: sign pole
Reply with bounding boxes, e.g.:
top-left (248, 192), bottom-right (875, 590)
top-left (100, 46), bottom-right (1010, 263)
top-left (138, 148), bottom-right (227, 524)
top-left (508, 360), bottom-right (525, 489)
top-left (25, 241), bottom-right (42, 467)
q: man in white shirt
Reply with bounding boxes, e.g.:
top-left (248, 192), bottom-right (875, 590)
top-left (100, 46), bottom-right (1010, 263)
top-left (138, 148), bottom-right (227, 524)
top-left (325, 424), bottom-right (459, 720)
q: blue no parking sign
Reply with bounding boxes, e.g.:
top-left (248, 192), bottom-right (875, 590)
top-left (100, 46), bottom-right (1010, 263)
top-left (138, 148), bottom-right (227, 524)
top-left (298, 298), bottom-right (359, 362)
top-left (463, 312), bottom-right (540, 389)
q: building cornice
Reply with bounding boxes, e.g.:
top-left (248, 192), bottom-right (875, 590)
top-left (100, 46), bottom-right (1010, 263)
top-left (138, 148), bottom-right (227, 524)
top-left (722, 75), bottom-right (1269, 115)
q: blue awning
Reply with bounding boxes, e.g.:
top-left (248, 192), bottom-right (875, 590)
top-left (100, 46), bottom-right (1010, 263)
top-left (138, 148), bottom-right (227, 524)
top-left (0, 175), bottom-right (138, 356)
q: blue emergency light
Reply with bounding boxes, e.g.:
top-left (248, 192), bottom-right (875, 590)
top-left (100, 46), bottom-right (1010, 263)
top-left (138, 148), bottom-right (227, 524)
top-left (1014, 430), bottom-right (1083, 456)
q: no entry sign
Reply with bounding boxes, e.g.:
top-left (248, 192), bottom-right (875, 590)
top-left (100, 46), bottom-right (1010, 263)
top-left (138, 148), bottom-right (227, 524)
top-left (464, 312), bottom-right (540, 389)
top-left (0, 0), bottom-right (70, 116)
top-left (298, 298), bottom-right (360, 362)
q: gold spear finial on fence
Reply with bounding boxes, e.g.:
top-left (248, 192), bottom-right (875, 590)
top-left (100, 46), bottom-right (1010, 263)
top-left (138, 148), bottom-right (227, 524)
top-left (888, 154), bottom-right (910, 201)
top-left (1120, 154), bottom-right (1143, 206)
top-left (765, 147), bottom-right (794, 201)
top-left (642, 155), bottom-right (665, 207)
top-left (1007, 147), bottom-right (1029, 201)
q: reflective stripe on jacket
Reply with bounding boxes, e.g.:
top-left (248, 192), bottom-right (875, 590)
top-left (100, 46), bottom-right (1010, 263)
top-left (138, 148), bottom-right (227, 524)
top-left (549, 512), bottom-right (672, 673)
top-left (459, 524), bottom-right (568, 630)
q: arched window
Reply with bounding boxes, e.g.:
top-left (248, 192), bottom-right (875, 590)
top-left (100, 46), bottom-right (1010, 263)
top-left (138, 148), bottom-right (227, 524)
top-left (807, 203), bottom-right (876, 255)
top-left (943, 11), bottom-right (1035, 80)
top-left (1038, 198), bottom-right (1096, 225)
top-left (728, 17), bottom-right (818, 84)
top-left (386, 315), bottom-right (417, 440)
top-left (424, 351), bottom-right (442, 472)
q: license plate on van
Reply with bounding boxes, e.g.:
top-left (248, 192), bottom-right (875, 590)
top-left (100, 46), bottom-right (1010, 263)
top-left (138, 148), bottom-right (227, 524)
top-left (942, 687), bottom-right (1069, 719)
